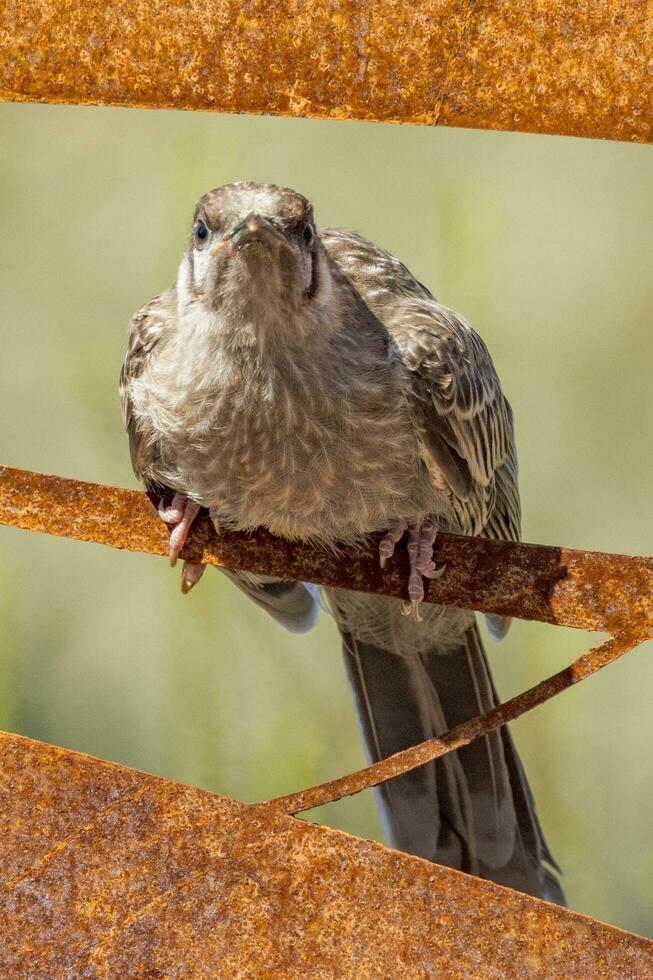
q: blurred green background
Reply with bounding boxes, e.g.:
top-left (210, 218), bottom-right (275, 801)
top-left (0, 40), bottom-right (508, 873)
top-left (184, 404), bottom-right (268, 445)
top-left (0, 103), bottom-right (652, 936)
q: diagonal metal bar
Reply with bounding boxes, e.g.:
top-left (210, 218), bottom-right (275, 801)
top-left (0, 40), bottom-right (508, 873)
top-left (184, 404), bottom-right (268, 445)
top-left (2, 731), bottom-right (652, 976)
top-left (268, 632), bottom-right (639, 815)
top-left (1, 1), bottom-right (652, 144)
top-left (2, 464), bottom-right (653, 637)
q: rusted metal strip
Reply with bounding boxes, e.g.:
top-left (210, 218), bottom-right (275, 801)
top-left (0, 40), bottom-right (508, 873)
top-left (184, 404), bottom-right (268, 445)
top-left (2, 463), bottom-right (648, 818)
top-left (270, 633), bottom-right (640, 815)
top-left (1, 730), bottom-right (651, 976)
top-left (1, 1), bottom-right (651, 143)
top-left (2, 464), bottom-right (653, 635)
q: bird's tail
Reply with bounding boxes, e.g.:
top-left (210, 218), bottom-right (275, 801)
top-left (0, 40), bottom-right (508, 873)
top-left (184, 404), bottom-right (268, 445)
top-left (326, 588), bottom-right (565, 904)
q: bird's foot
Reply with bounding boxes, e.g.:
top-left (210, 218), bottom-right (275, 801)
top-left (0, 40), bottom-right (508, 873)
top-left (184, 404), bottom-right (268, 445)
top-left (158, 493), bottom-right (205, 593)
top-left (378, 519), bottom-right (445, 622)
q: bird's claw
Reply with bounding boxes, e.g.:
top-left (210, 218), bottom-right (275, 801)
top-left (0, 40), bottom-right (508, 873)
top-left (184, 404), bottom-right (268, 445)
top-left (378, 525), bottom-right (407, 568)
top-left (181, 560), bottom-right (206, 594)
top-left (379, 518), bottom-right (445, 621)
top-left (158, 494), bottom-right (186, 524)
top-left (158, 493), bottom-right (203, 586)
top-left (401, 598), bottom-right (423, 622)
top-left (422, 563), bottom-right (447, 580)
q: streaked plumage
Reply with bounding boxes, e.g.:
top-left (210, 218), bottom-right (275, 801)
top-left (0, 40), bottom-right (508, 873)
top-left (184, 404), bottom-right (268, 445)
top-left (120, 181), bottom-right (563, 903)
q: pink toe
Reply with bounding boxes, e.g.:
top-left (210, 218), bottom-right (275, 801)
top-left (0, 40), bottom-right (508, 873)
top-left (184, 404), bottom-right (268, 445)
top-left (379, 524), bottom-right (406, 566)
top-left (159, 493), bottom-right (188, 524)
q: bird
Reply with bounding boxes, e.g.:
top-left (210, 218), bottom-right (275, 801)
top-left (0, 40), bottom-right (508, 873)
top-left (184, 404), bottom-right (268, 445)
top-left (119, 180), bottom-right (565, 904)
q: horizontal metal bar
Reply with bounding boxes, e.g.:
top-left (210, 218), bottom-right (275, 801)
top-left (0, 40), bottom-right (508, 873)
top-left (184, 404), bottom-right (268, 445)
top-left (1, 1), bottom-right (651, 143)
top-left (1, 464), bottom-right (652, 637)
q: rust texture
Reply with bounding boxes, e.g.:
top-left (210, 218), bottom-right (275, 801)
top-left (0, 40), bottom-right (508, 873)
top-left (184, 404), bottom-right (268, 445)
top-left (271, 633), bottom-right (638, 815)
top-left (0, 1), bottom-right (651, 143)
top-left (1, 731), bottom-right (652, 978)
top-left (2, 463), bottom-right (649, 824)
top-left (2, 464), bottom-right (653, 637)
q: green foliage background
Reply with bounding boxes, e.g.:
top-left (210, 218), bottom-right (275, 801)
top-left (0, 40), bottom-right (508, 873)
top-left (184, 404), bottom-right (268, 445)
top-left (1, 103), bottom-right (652, 936)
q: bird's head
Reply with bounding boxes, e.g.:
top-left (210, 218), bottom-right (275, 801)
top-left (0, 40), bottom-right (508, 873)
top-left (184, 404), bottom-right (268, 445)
top-left (177, 182), bottom-right (332, 320)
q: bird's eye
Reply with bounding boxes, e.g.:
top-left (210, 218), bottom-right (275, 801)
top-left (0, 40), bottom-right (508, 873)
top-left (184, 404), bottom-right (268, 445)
top-left (302, 223), bottom-right (315, 245)
top-left (195, 221), bottom-right (209, 244)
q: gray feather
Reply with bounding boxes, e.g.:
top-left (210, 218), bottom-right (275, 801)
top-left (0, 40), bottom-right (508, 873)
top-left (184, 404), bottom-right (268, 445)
top-left (333, 592), bottom-right (565, 904)
top-left (119, 287), bottom-right (176, 492)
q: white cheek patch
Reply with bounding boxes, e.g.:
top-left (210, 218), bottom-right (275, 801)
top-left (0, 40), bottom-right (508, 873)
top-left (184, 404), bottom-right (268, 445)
top-left (192, 247), bottom-right (213, 292)
top-left (176, 255), bottom-right (193, 310)
top-left (176, 249), bottom-right (216, 316)
top-left (312, 250), bottom-right (333, 308)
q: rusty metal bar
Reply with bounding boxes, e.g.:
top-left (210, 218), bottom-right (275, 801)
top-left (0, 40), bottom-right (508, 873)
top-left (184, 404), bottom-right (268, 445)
top-left (270, 633), bottom-right (639, 815)
top-left (1, 1), bottom-right (651, 143)
top-left (1, 731), bottom-right (651, 976)
top-left (2, 465), bottom-right (653, 636)
top-left (2, 464), bottom-right (652, 966)
top-left (3, 463), bottom-right (649, 817)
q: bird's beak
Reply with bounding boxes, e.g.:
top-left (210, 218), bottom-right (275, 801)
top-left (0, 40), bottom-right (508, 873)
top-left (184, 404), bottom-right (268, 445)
top-left (227, 212), bottom-right (292, 252)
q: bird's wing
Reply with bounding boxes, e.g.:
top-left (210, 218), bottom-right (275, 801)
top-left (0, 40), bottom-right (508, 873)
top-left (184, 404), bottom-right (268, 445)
top-left (321, 227), bottom-right (520, 541)
top-left (119, 287), bottom-right (176, 492)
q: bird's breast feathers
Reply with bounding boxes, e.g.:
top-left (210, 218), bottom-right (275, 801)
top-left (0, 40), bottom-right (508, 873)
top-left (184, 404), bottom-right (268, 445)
top-left (128, 316), bottom-right (451, 541)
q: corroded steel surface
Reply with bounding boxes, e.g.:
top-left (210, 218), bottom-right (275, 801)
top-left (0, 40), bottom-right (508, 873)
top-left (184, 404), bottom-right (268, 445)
top-left (1, 731), bottom-right (651, 978)
top-left (2, 464), bottom-right (648, 824)
top-left (1, 1), bottom-right (652, 143)
top-left (271, 634), bottom-right (639, 814)
top-left (1, 464), bottom-right (652, 636)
